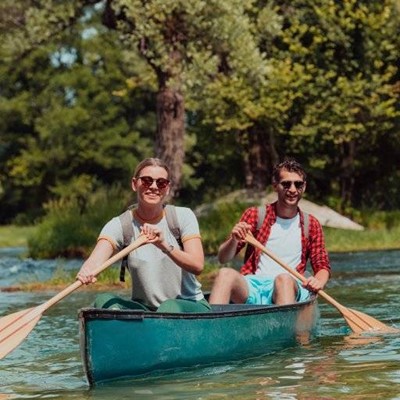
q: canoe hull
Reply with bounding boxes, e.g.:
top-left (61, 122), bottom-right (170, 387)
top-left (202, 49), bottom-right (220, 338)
top-left (79, 297), bottom-right (319, 385)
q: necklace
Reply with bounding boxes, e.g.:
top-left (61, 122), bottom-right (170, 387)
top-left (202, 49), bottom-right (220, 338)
top-left (133, 208), bottom-right (164, 224)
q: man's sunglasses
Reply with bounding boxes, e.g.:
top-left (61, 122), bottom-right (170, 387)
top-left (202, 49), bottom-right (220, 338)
top-left (279, 180), bottom-right (305, 190)
top-left (137, 176), bottom-right (170, 189)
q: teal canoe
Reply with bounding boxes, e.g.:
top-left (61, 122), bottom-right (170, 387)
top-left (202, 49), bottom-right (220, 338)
top-left (79, 296), bottom-right (319, 385)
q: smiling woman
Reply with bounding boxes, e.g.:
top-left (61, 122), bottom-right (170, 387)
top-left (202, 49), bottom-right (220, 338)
top-left (76, 157), bottom-right (211, 313)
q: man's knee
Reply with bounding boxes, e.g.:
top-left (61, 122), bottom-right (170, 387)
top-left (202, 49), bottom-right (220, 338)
top-left (275, 273), bottom-right (296, 287)
top-left (214, 267), bottom-right (240, 283)
top-left (273, 274), bottom-right (297, 304)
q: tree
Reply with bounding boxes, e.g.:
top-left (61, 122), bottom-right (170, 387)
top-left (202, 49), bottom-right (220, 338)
top-left (0, 4), bottom-right (155, 222)
top-left (191, 0), bottom-right (400, 208)
top-left (101, 0), bottom-right (266, 196)
top-left (1, 0), bottom-right (268, 198)
top-left (278, 0), bottom-right (400, 209)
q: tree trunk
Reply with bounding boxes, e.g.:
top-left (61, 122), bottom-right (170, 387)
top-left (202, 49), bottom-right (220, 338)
top-left (155, 87), bottom-right (185, 198)
top-left (339, 140), bottom-right (356, 209)
top-left (241, 126), bottom-right (279, 190)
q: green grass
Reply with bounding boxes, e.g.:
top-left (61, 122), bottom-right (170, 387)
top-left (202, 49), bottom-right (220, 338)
top-left (324, 225), bottom-right (400, 252)
top-left (19, 265), bottom-right (131, 291)
top-left (1, 218), bottom-right (400, 254)
top-left (0, 225), bottom-right (37, 248)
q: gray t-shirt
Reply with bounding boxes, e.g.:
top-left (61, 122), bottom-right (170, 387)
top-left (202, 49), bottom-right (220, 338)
top-left (98, 207), bottom-right (204, 308)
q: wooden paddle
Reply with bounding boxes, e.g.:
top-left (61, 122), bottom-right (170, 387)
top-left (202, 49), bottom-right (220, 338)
top-left (0, 234), bottom-right (148, 360)
top-left (245, 233), bottom-right (398, 334)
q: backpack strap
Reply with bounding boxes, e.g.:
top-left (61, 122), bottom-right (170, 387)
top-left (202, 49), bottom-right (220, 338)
top-left (119, 208), bottom-right (135, 282)
top-left (303, 211), bottom-right (310, 240)
top-left (164, 204), bottom-right (183, 249)
top-left (257, 206), bottom-right (266, 230)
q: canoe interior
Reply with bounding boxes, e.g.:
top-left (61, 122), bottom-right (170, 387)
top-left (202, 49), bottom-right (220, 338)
top-left (79, 296), bottom-right (319, 385)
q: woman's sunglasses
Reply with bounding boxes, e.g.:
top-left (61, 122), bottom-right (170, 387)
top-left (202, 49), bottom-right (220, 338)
top-left (279, 180), bottom-right (305, 190)
top-left (137, 176), bottom-right (170, 189)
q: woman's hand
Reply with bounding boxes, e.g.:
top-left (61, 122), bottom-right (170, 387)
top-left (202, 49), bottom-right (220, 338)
top-left (141, 223), bottom-right (166, 247)
top-left (75, 239), bottom-right (113, 285)
top-left (76, 269), bottom-right (97, 285)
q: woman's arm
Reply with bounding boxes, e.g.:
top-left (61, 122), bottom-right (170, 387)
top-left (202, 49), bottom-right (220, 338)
top-left (164, 236), bottom-right (204, 275)
top-left (76, 239), bottom-right (114, 284)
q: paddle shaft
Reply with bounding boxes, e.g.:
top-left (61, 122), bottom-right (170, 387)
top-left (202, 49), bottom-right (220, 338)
top-left (245, 234), bottom-right (342, 310)
top-left (39, 234), bottom-right (148, 313)
top-left (0, 235), bottom-right (148, 359)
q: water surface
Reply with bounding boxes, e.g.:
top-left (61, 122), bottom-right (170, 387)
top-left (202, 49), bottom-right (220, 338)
top-left (1, 249), bottom-right (399, 399)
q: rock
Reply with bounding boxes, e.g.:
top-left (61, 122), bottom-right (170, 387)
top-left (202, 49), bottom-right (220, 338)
top-left (195, 189), bottom-right (364, 231)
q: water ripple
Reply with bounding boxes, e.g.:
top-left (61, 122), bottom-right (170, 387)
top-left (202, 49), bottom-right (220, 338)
top-left (1, 250), bottom-right (400, 399)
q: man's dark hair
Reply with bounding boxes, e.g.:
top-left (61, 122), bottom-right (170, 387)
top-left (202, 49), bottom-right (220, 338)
top-left (272, 158), bottom-right (307, 183)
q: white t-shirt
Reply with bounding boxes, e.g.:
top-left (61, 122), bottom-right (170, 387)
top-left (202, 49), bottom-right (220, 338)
top-left (98, 206), bottom-right (204, 308)
top-left (256, 214), bottom-right (302, 278)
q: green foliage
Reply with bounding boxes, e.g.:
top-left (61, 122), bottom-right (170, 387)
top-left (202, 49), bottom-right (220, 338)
top-left (0, 0), bottom-right (399, 227)
top-left (358, 210), bottom-right (400, 231)
top-left (28, 185), bottom-right (132, 258)
top-left (198, 202), bottom-right (248, 254)
top-left (0, 4), bottom-right (155, 223)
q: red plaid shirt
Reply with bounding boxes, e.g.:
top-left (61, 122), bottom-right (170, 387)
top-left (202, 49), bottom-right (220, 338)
top-left (237, 202), bottom-right (331, 277)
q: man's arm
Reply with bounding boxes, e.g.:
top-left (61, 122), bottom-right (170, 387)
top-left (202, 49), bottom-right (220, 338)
top-left (218, 221), bottom-right (252, 263)
top-left (307, 216), bottom-right (331, 291)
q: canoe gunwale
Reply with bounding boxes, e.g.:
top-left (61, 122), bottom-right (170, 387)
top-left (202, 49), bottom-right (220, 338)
top-left (79, 294), bottom-right (318, 321)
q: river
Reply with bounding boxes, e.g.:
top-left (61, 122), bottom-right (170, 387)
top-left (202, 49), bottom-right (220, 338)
top-left (0, 248), bottom-right (400, 399)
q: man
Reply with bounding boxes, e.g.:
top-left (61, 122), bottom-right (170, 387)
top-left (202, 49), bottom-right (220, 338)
top-left (209, 158), bottom-right (331, 306)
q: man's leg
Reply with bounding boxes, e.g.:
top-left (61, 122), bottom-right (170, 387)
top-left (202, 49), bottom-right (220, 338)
top-left (209, 267), bottom-right (249, 304)
top-left (273, 274), bottom-right (298, 305)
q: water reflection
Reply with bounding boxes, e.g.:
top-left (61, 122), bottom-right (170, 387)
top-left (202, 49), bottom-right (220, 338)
top-left (0, 249), bottom-right (399, 399)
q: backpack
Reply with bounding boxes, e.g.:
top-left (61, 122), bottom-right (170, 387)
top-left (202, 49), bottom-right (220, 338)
top-left (118, 204), bottom-right (183, 282)
top-left (244, 206), bottom-right (310, 262)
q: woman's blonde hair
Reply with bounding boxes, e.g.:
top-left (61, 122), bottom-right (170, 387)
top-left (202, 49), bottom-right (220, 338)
top-left (133, 158), bottom-right (170, 178)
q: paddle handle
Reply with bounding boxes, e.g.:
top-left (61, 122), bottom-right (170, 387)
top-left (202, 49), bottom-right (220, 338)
top-left (245, 234), bottom-right (345, 311)
top-left (38, 235), bottom-right (149, 313)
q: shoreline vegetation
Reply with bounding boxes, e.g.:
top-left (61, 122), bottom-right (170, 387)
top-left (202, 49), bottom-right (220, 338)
top-left (1, 222), bottom-right (400, 253)
top-left (1, 218), bottom-right (400, 292)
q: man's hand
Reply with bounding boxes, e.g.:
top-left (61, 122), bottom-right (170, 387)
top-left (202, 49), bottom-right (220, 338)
top-left (231, 222), bottom-right (252, 241)
top-left (303, 276), bottom-right (324, 292)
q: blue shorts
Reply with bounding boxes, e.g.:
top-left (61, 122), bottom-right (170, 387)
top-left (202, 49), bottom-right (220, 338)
top-left (244, 275), bottom-right (310, 305)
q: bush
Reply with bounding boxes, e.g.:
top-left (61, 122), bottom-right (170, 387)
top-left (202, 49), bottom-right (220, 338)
top-left (359, 210), bottom-right (400, 230)
top-left (198, 202), bottom-right (248, 255)
top-left (28, 185), bottom-right (132, 259)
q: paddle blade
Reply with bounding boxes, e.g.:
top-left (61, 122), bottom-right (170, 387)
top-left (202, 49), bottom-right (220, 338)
top-left (0, 235), bottom-right (149, 361)
top-left (344, 307), bottom-right (398, 334)
top-left (245, 233), bottom-right (399, 335)
top-left (0, 307), bottom-right (42, 359)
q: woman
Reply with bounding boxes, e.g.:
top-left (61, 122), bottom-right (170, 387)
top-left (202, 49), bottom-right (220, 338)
top-left (77, 158), bottom-right (210, 312)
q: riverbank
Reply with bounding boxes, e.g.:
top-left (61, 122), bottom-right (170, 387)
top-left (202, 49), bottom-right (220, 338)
top-left (1, 224), bottom-right (400, 253)
top-left (1, 223), bottom-right (400, 292)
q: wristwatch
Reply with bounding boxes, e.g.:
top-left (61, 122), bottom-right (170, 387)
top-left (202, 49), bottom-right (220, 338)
top-left (162, 244), bottom-right (174, 254)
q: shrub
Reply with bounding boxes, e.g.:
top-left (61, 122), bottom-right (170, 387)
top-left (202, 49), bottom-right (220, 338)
top-left (198, 202), bottom-right (248, 255)
top-left (28, 185), bottom-right (131, 259)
